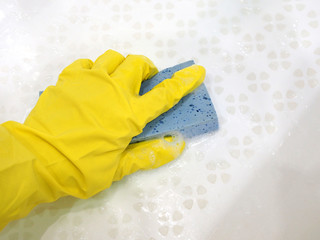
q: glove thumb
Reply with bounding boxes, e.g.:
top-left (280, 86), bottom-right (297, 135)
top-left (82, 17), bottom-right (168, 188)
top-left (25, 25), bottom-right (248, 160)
top-left (113, 133), bottom-right (185, 181)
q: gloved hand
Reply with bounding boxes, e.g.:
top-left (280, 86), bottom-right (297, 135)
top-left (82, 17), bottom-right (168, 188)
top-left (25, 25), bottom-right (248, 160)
top-left (0, 50), bottom-right (205, 230)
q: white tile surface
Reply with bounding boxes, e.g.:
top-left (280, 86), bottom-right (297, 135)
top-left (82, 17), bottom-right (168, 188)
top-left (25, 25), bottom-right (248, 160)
top-left (0, 0), bottom-right (320, 239)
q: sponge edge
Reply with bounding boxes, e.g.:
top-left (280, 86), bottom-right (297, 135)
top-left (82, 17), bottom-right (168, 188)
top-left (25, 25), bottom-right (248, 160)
top-left (131, 60), bottom-right (219, 143)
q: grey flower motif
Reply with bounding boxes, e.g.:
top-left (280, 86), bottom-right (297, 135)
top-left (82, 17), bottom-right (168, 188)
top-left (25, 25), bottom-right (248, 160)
top-left (206, 159), bottom-right (231, 184)
top-left (228, 136), bottom-right (255, 159)
top-left (154, 39), bottom-right (177, 58)
top-left (263, 14), bottom-right (286, 32)
top-left (198, 37), bottom-right (221, 55)
top-left (251, 113), bottom-right (276, 135)
top-left (212, 75), bottom-right (224, 95)
top-left (105, 213), bottom-right (133, 239)
top-left (293, 68), bottom-right (319, 89)
top-left (246, 72), bottom-right (271, 92)
top-left (182, 185), bottom-right (208, 210)
top-left (222, 53), bottom-right (245, 73)
top-left (45, 24), bottom-right (68, 44)
top-left (68, 4), bottom-right (91, 24)
top-left (219, 17), bottom-right (242, 35)
top-left (132, 21), bottom-right (154, 40)
top-left (225, 94), bottom-right (249, 115)
top-left (132, 190), bottom-right (158, 213)
top-left (282, 0), bottom-right (306, 12)
top-left (110, 3), bottom-right (133, 22)
top-left (314, 48), bottom-right (320, 66)
top-left (153, 2), bottom-right (175, 20)
top-left (286, 29), bottom-right (312, 49)
top-left (267, 51), bottom-right (291, 70)
top-left (272, 90), bottom-right (298, 111)
top-left (240, 0), bottom-right (261, 15)
top-left (196, 0), bottom-right (218, 18)
top-left (240, 33), bottom-right (266, 54)
top-left (176, 19), bottom-right (198, 38)
top-left (158, 210), bottom-right (184, 237)
top-left (307, 11), bottom-right (319, 28)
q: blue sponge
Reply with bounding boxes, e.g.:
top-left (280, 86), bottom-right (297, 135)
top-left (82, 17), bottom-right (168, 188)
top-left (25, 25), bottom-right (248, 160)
top-left (131, 60), bottom-right (219, 143)
top-left (39, 61), bottom-right (219, 143)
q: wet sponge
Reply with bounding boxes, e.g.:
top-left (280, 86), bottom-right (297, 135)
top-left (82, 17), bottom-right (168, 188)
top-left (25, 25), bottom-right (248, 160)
top-left (131, 60), bottom-right (219, 143)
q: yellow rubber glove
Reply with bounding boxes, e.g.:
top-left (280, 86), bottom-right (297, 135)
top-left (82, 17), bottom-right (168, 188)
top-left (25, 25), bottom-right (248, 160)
top-left (0, 50), bottom-right (205, 230)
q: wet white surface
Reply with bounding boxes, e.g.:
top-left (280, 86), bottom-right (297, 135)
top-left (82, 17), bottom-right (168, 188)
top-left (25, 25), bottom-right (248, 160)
top-left (0, 0), bottom-right (320, 239)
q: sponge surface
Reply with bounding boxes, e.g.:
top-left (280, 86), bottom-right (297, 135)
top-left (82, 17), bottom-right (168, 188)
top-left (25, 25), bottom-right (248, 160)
top-left (131, 60), bottom-right (218, 143)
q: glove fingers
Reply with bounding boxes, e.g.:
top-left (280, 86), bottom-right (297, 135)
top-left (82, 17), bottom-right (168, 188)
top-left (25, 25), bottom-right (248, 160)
top-left (110, 55), bottom-right (158, 95)
top-left (136, 65), bottom-right (205, 125)
top-left (92, 49), bottom-right (125, 74)
top-left (113, 133), bottom-right (185, 181)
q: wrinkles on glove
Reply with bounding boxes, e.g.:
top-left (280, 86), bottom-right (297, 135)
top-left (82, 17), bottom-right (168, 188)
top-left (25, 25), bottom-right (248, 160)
top-left (0, 50), bottom-right (205, 231)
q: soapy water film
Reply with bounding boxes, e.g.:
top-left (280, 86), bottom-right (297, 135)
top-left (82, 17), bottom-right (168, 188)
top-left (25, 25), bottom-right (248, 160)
top-left (1, 0), bottom-right (320, 239)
